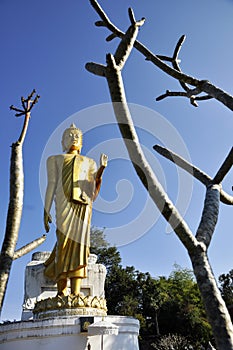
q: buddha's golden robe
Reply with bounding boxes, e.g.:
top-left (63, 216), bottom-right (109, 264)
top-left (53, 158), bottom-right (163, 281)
top-left (44, 153), bottom-right (97, 282)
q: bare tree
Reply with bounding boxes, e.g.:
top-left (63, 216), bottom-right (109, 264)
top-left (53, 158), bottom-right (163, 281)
top-left (0, 90), bottom-right (46, 316)
top-left (86, 1), bottom-right (233, 349)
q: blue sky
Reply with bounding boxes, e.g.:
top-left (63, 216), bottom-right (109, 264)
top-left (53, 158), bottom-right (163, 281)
top-left (1, 0), bottom-right (233, 320)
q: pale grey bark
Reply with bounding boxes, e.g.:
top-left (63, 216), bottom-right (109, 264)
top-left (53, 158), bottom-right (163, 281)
top-left (196, 185), bottom-right (220, 248)
top-left (86, 3), bottom-right (233, 348)
top-left (89, 0), bottom-right (233, 111)
top-left (0, 142), bottom-right (24, 314)
top-left (213, 147), bottom-right (233, 184)
top-left (154, 144), bottom-right (233, 205)
top-left (13, 234), bottom-right (46, 260)
top-left (0, 91), bottom-right (42, 316)
top-left (190, 245), bottom-right (233, 349)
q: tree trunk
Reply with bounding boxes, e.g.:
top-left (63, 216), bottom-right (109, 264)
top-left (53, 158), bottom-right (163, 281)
top-left (154, 310), bottom-right (160, 336)
top-left (0, 142), bottom-right (23, 314)
top-left (106, 64), bottom-right (233, 349)
top-left (0, 92), bottom-right (41, 316)
top-left (87, 56), bottom-right (233, 349)
top-left (86, 6), bottom-right (233, 347)
top-left (190, 247), bottom-right (233, 350)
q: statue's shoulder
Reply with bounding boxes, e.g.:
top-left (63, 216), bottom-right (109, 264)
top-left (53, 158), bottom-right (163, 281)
top-left (80, 154), bottom-right (96, 165)
top-left (46, 154), bottom-right (68, 167)
top-left (47, 154), bottom-right (69, 161)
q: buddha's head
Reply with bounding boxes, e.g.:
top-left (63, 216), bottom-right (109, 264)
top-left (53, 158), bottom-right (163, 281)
top-left (61, 123), bottom-right (83, 153)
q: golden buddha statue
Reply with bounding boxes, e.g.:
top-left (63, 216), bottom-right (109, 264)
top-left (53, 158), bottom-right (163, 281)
top-left (43, 123), bottom-right (108, 296)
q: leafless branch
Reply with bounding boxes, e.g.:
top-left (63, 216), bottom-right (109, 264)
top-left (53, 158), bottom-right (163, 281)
top-left (156, 89), bottom-right (200, 107)
top-left (10, 89), bottom-right (39, 117)
top-left (153, 55), bottom-right (172, 62)
top-left (10, 89), bottom-right (40, 144)
top-left (155, 35), bottom-right (213, 106)
top-left (171, 35), bottom-right (190, 92)
top-left (89, 0), bottom-right (233, 111)
top-left (0, 90), bottom-right (40, 315)
top-left (89, 0), bottom-right (198, 83)
top-left (173, 35), bottom-right (185, 63)
top-left (13, 234), bottom-right (46, 260)
top-left (154, 144), bottom-right (210, 184)
top-left (87, 2), bottom-right (233, 346)
top-left (86, 22), bottom-right (197, 253)
top-left (113, 10), bottom-right (145, 70)
top-left (156, 88), bottom-right (212, 107)
top-left (154, 144), bottom-right (233, 205)
top-left (213, 147), bottom-right (233, 184)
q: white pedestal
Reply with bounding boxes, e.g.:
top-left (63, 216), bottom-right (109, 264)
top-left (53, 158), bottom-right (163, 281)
top-left (22, 252), bottom-right (106, 320)
top-left (0, 315), bottom-right (140, 350)
top-left (0, 252), bottom-right (140, 349)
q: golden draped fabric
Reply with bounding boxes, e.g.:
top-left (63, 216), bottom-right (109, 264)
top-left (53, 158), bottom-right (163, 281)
top-left (44, 154), bottom-right (97, 282)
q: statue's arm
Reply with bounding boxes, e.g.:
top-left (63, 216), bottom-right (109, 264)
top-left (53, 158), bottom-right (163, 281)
top-left (44, 156), bottom-right (57, 232)
top-left (93, 153), bottom-right (108, 201)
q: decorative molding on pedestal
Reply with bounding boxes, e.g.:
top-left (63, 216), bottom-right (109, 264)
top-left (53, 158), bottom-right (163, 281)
top-left (33, 294), bottom-right (107, 320)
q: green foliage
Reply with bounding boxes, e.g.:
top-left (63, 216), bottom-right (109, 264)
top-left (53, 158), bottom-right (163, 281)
top-left (90, 227), bottom-right (121, 274)
top-left (90, 226), bottom-right (109, 250)
top-left (157, 265), bottom-right (211, 346)
top-left (219, 269), bottom-right (233, 307)
top-left (105, 264), bottom-right (140, 315)
top-left (90, 228), bottom-right (212, 348)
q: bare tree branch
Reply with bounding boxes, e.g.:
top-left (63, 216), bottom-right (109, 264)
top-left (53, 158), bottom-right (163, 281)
top-left (87, 3), bottom-right (233, 346)
top-left (156, 90), bottom-right (188, 101)
top-left (89, 0), bottom-right (233, 111)
top-left (154, 144), bottom-right (211, 185)
top-left (171, 35), bottom-right (190, 93)
top-left (156, 89), bottom-right (201, 107)
top-left (156, 87), bottom-right (213, 107)
top-left (86, 27), bottom-right (196, 254)
top-left (154, 144), bottom-right (233, 205)
top-left (89, 0), bottom-right (198, 84)
top-left (86, 62), bottom-right (106, 76)
top-left (13, 235), bottom-right (46, 260)
top-left (0, 90), bottom-right (40, 316)
top-left (10, 89), bottom-right (40, 144)
top-left (113, 10), bottom-right (145, 70)
top-left (213, 147), bottom-right (233, 184)
top-left (170, 35), bottom-right (212, 105)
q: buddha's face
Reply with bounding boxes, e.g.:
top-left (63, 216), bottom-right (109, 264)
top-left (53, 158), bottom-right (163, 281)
top-left (62, 129), bottom-right (82, 153)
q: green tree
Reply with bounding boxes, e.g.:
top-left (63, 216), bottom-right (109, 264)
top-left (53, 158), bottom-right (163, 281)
top-left (90, 227), bottom-right (121, 274)
top-left (140, 274), bottom-right (169, 337)
top-left (139, 265), bottom-right (211, 347)
top-left (90, 229), bottom-right (211, 347)
top-left (90, 228), bottom-right (142, 315)
top-left (105, 264), bottom-right (139, 315)
top-left (90, 227), bottom-right (109, 250)
top-left (219, 269), bottom-right (233, 318)
top-left (158, 265), bottom-right (212, 346)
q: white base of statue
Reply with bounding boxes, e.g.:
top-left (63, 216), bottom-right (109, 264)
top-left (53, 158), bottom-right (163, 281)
top-left (22, 252), bottom-right (107, 320)
top-left (0, 252), bottom-right (140, 349)
top-left (0, 315), bottom-right (140, 350)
